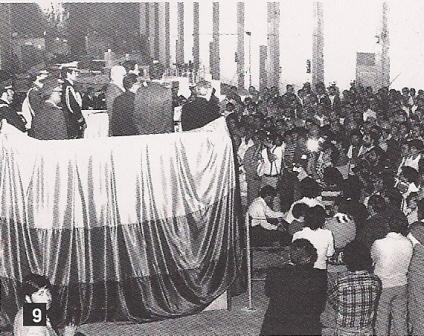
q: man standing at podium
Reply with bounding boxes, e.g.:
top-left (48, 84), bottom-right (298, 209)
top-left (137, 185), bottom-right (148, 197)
top-left (133, 62), bottom-right (174, 135)
top-left (181, 80), bottom-right (220, 131)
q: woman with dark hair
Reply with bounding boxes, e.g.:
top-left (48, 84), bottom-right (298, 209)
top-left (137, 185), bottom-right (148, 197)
top-left (292, 206), bottom-right (335, 272)
top-left (260, 239), bottom-right (327, 335)
top-left (13, 273), bottom-right (78, 336)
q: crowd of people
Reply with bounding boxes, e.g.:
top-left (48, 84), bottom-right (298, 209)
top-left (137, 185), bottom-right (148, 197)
top-left (4, 57), bottom-right (424, 335)
top-left (231, 81), bottom-right (424, 335)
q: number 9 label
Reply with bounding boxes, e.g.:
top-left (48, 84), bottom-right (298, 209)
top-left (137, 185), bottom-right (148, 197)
top-left (23, 303), bottom-right (47, 326)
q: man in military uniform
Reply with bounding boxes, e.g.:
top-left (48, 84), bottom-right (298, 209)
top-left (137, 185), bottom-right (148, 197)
top-left (61, 67), bottom-right (86, 138)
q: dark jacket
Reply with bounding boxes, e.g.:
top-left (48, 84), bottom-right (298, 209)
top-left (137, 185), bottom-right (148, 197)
top-left (61, 79), bottom-right (85, 138)
top-left (260, 265), bottom-right (327, 335)
top-left (0, 99), bottom-right (26, 132)
top-left (32, 101), bottom-right (68, 140)
top-left (357, 213), bottom-right (390, 250)
top-left (133, 81), bottom-right (174, 135)
top-left (181, 97), bottom-right (221, 131)
top-left (111, 91), bottom-right (138, 137)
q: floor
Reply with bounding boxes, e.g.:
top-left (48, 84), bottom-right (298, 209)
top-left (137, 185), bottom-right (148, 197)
top-left (1, 250), bottom-right (333, 335)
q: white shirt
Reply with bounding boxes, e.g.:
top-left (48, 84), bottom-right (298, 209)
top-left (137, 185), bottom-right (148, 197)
top-left (247, 197), bottom-right (285, 230)
top-left (371, 232), bottom-right (413, 288)
top-left (260, 145), bottom-right (284, 176)
top-left (404, 154), bottom-right (421, 171)
top-left (293, 227), bottom-right (335, 270)
top-left (238, 137), bottom-right (254, 162)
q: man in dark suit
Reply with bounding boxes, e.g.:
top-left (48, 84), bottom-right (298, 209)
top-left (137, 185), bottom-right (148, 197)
top-left (260, 239), bottom-right (327, 335)
top-left (133, 62), bottom-right (174, 135)
top-left (181, 80), bottom-right (221, 131)
top-left (0, 82), bottom-right (26, 132)
top-left (32, 79), bottom-right (68, 140)
top-left (61, 67), bottom-right (86, 138)
top-left (111, 74), bottom-right (140, 136)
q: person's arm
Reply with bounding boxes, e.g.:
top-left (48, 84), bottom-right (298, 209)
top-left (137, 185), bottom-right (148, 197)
top-left (370, 241), bottom-right (378, 267)
top-left (326, 231), bottom-right (336, 258)
top-left (327, 277), bottom-right (339, 310)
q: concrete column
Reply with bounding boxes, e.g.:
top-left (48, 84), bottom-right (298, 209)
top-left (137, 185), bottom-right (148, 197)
top-left (237, 2), bottom-right (245, 89)
top-left (193, 2), bottom-right (200, 75)
top-left (377, 2), bottom-right (390, 88)
top-left (267, 2), bottom-right (280, 89)
top-left (176, 2), bottom-right (184, 65)
top-left (139, 2), bottom-right (150, 63)
top-left (0, 3), bottom-right (11, 72)
top-left (312, 2), bottom-right (325, 88)
top-left (211, 2), bottom-right (220, 80)
top-left (158, 3), bottom-right (170, 67)
top-left (259, 45), bottom-right (268, 91)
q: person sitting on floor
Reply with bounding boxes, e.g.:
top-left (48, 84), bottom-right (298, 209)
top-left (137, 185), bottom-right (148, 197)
top-left (287, 202), bottom-right (308, 236)
top-left (260, 239), bottom-right (327, 335)
top-left (247, 185), bottom-right (289, 247)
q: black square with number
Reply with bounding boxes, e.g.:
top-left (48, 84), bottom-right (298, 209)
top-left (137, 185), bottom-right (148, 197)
top-left (23, 303), bottom-right (47, 326)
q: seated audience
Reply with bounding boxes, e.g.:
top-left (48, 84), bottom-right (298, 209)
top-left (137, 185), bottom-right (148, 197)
top-left (260, 239), bottom-right (327, 335)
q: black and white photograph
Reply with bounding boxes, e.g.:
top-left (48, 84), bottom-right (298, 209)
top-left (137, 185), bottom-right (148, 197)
top-left (1, 0), bottom-right (424, 335)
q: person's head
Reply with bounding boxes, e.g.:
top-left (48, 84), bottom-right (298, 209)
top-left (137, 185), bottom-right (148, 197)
top-left (305, 205), bottom-right (326, 230)
top-left (350, 129), bottom-right (363, 146)
top-left (408, 139), bottom-right (423, 156)
top-left (110, 65), bottom-right (126, 84)
top-left (292, 202), bottom-right (309, 221)
top-left (0, 84), bottom-right (13, 104)
top-left (29, 69), bottom-right (49, 86)
top-left (290, 239), bottom-right (317, 267)
top-left (22, 273), bottom-right (52, 310)
top-left (149, 62), bottom-right (165, 80)
top-left (300, 177), bottom-right (322, 198)
top-left (226, 102), bottom-right (235, 112)
top-left (40, 80), bottom-right (62, 104)
top-left (60, 67), bottom-right (78, 82)
top-left (123, 73), bottom-right (140, 93)
top-left (286, 84), bottom-right (294, 94)
top-left (259, 185), bottom-right (277, 207)
top-left (343, 240), bottom-right (373, 272)
top-left (367, 194), bottom-right (386, 216)
top-left (122, 60), bottom-right (140, 76)
top-left (196, 80), bottom-right (213, 99)
top-left (401, 166), bottom-right (419, 185)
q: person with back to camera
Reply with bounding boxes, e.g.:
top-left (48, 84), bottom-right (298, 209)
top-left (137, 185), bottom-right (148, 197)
top-left (13, 273), bottom-right (82, 336)
top-left (260, 239), bottom-right (327, 335)
top-left (327, 240), bottom-right (382, 335)
top-left (181, 80), bottom-right (221, 131)
top-left (133, 62), bottom-right (174, 135)
top-left (292, 205), bottom-right (335, 282)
